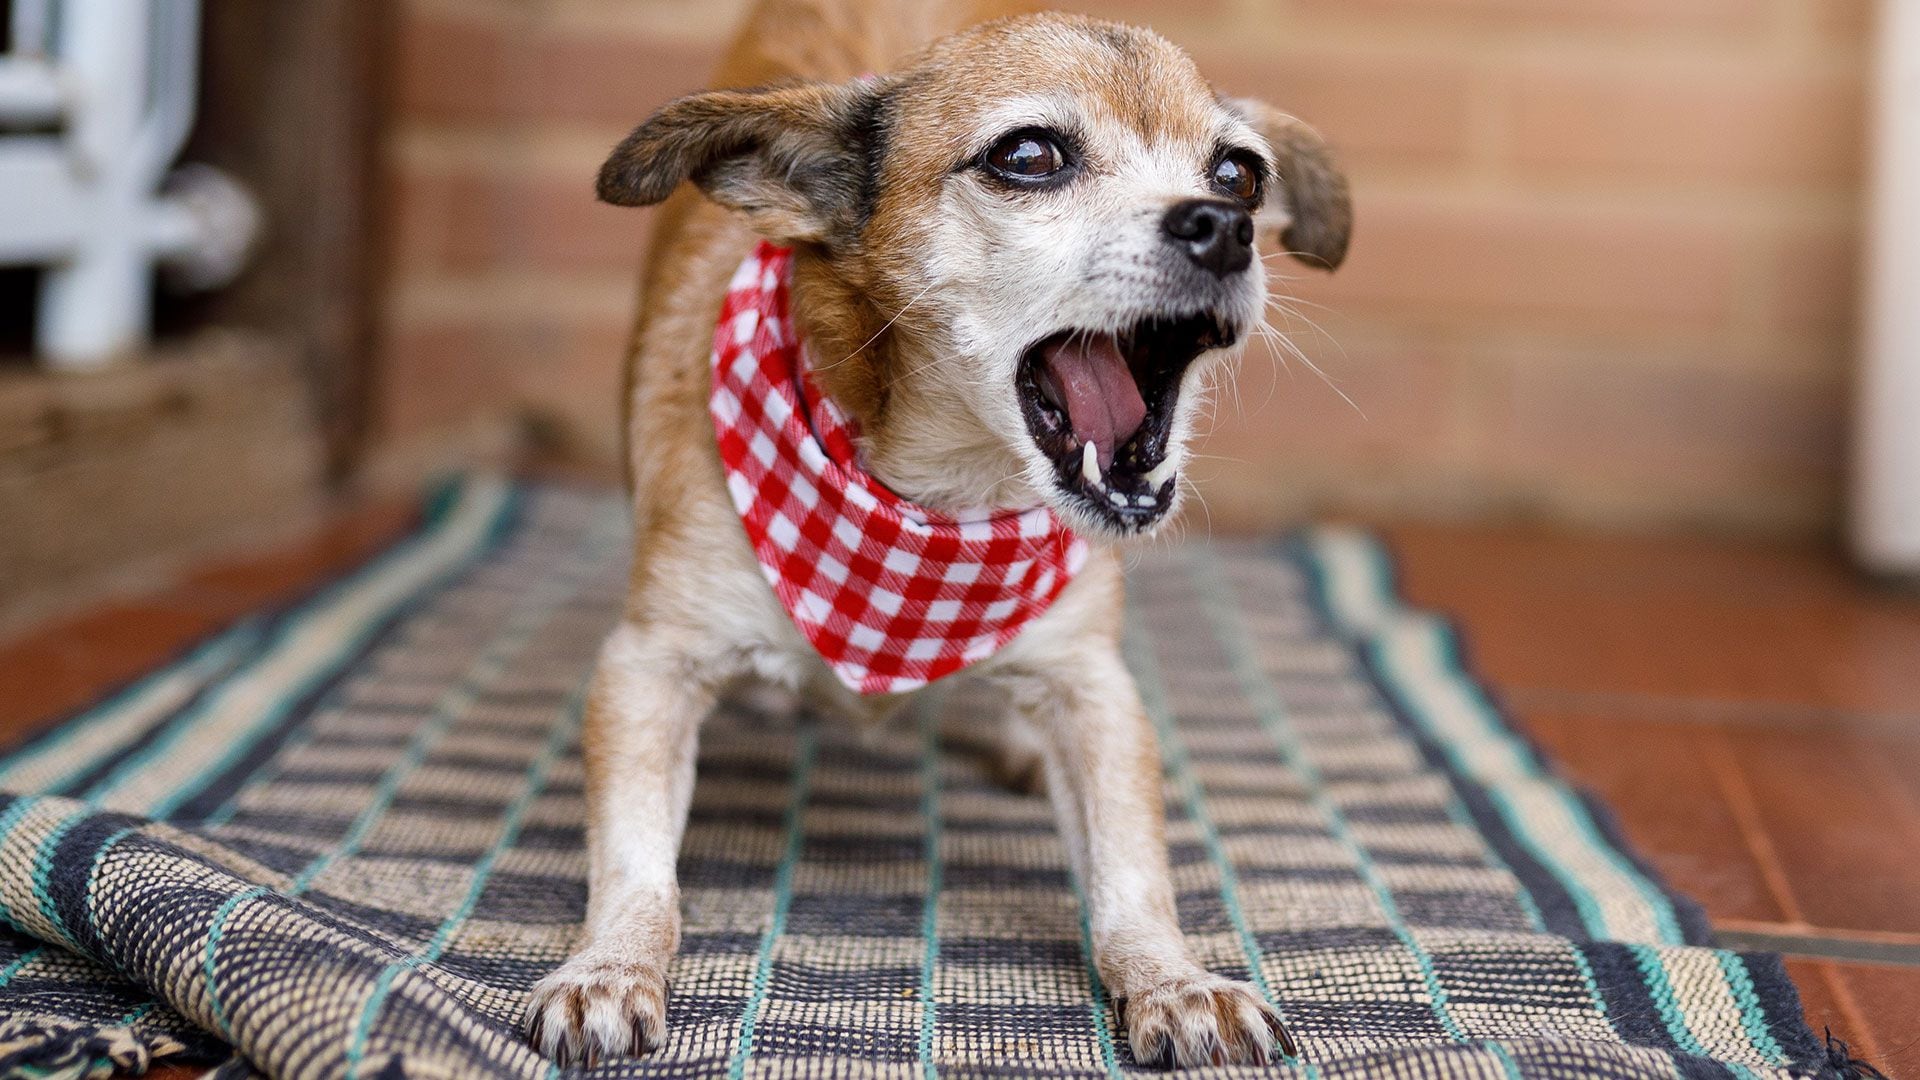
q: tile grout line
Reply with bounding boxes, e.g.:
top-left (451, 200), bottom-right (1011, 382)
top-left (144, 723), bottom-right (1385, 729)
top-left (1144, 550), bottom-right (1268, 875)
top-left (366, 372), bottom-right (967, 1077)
top-left (1502, 685), bottom-right (1920, 738)
top-left (1809, 962), bottom-right (1886, 1067)
top-left (1698, 731), bottom-right (1807, 928)
top-left (1307, 530), bottom-right (1687, 946)
top-left (1280, 540), bottom-right (1631, 1029)
top-left (1714, 918), bottom-right (1920, 948)
top-left (1306, 529), bottom-right (1799, 1071)
top-left (1713, 927), bottom-right (1920, 968)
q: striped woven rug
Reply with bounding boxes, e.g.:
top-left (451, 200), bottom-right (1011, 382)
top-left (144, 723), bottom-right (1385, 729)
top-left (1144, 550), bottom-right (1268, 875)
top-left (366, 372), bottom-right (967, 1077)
top-left (0, 479), bottom-right (1841, 1079)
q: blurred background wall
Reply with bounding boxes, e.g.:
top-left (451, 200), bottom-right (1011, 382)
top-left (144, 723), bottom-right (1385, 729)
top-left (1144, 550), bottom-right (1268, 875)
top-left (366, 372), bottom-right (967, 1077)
top-left (0, 0), bottom-right (1875, 624)
top-left (375, 0), bottom-right (1869, 536)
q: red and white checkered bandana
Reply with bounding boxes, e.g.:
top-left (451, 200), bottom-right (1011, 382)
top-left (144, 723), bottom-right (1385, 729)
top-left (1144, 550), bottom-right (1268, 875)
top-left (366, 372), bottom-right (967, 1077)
top-left (710, 242), bottom-right (1089, 695)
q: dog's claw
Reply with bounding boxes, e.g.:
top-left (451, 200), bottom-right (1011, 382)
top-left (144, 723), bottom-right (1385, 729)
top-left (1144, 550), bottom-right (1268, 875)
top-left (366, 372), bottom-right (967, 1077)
top-left (523, 955), bottom-right (668, 1066)
top-left (1266, 1005), bottom-right (1301, 1058)
top-left (1117, 973), bottom-right (1292, 1068)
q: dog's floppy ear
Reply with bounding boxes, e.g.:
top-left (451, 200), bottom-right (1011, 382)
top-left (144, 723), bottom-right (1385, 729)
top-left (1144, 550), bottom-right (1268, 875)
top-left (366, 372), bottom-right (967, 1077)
top-left (1225, 98), bottom-right (1351, 271)
top-left (598, 79), bottom-right (885, 247)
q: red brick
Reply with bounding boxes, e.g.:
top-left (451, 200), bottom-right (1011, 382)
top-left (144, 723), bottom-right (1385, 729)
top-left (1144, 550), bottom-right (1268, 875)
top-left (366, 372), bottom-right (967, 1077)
top-left (507, 322), bottom-right (631, 458)
top-left (1196, 46), bottom-right (1477, 169)
top-left (1174, 335), bottom-right (1468, 532)
top-left (394, 13), bottom-right (520, 126)
top-left (1827, 964), bottom-right (1920, 1076)
top-left (387, 168), bottom-right (445, 274)
top-left (1755, 224), bottom-right (1862, 337)
top-left (498, 320), bottom-right (627, 413)
top-left (1047, 0), bottom-right (1236, 23)
top-left (1521, 713), bottom-right (1791, 925)
top-left (1507, 63), bottom-right (1866, 188)
top-left (379, 323), bottom-right (519, 440)
top-left (526, 31), bottom-right (721, 127)
top-left (1489, 355), bottom-right (1844, 484)
top-left (380, 313), bottom-right (632, 449)
top-left (390, 166), bottom-right (654, 276)
top-left (1729, 728), bottom-right (1920, 936)
top-left (1197, 335), bottom-right (1457, 461)
top-left (375, 0), bottom-right (1863, 536)
top-left (388, 168), bottom-right (492, 274)
top-left (1287, 0), bottom-right (1772, 36)
top-left (396, 12), bottom-right (718, 128)
top-left (1783, 960), bottom-right (1877, 1063)
top-left (523, 184), bottom-right (655, 275)
top-left (1804, 0), bottom-right (1874, 44)
top-left (1291, 193), bottom-right (1743, 328)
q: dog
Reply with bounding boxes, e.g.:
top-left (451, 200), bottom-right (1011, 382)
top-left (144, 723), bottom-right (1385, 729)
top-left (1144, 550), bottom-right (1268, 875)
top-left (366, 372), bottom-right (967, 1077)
top-left (523, 0), bottom-right (1350, 1067)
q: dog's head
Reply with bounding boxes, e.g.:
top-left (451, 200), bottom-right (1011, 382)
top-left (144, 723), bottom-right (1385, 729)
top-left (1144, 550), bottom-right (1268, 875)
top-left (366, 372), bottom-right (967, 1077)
top-left (600, 13), bottom-right (1350, 540)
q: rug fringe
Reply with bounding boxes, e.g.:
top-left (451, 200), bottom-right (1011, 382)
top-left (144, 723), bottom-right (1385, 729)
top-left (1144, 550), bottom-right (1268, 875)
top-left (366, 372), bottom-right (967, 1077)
top-left (0, 1016), bottom-right (188, 1080)
top-left (1823, 1029), bottom-right (1889, 1080)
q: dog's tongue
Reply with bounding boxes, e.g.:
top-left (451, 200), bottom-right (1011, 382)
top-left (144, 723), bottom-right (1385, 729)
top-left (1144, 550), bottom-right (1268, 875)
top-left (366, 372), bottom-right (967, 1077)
top-left (1041, 334), bottom-right (1145, 471)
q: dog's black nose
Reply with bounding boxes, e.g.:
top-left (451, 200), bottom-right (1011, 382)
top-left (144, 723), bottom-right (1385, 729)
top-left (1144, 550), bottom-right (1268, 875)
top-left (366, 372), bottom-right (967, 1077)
top-left (1162, 199), bottom-right (1255, 277)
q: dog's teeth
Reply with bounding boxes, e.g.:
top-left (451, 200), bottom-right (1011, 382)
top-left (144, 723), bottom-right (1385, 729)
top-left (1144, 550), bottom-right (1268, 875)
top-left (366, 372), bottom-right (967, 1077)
top-left (1081, 442), bottom-right (1102, 488)
top-left (1107, 490), bottom-right (1129, 507)
top-left (1144, 458), bottom-right (1178, 489)
top-left (1134, 494), bottom-right (1155, 507)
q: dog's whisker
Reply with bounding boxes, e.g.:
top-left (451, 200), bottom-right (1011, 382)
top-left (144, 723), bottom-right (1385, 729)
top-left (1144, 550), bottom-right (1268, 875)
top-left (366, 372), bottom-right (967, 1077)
top-left (885, 348), bottom-right (975, 390)
top-left (1260, 290), bottom-right (1343, 320)
top-left (1177, 473), bottom-right (1214, 540)
top-left (1264, 296), bottom-right (1349, 350)
top-left (1183, 450), bottom-right (1252, 467)
top-left (1252, 314), bottom-right (1363, 418)
top-left (818, 277), bottom-right (942, 372)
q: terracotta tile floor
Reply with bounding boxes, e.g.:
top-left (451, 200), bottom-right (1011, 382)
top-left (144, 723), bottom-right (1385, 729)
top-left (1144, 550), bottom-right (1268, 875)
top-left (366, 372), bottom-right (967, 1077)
top-left (3, 508), bottom-right (1916, 1076)
top-left (1383, 522), bottom-right (1920, 1074)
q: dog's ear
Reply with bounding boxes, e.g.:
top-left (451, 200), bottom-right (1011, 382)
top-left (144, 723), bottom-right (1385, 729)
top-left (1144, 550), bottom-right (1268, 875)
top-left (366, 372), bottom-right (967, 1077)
top-left (598, 80), bottom-right (885, 247)
top-left (1224, 98), bottom-right (1351, 271)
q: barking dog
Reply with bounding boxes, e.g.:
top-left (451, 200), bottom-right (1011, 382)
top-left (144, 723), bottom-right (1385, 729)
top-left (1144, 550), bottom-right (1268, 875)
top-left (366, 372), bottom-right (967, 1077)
top-left (524, 0), bottom-right (1350, 1067)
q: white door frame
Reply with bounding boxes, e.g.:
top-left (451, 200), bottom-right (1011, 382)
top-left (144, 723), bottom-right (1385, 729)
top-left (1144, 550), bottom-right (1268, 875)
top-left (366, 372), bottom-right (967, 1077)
top-left (1856, 0), bottom-right (1920, 573)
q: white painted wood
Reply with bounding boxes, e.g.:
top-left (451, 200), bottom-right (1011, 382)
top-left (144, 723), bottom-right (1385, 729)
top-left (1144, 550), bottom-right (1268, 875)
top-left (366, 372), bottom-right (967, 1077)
top-left (8, 0), bottom-right (54, 56)
top-left (1856, 0), bottom-right (1920, 572)
top-left (0, 0), bottom-right (256, 368)
top-left (34, 0), bottom-right (155, 367)
top-left (0, 140), bottom-right (87, 259)
top-left (0, 58), bottom-right (63, 125)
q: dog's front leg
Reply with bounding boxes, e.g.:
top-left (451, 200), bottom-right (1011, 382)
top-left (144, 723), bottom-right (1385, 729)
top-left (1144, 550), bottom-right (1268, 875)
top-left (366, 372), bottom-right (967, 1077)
top-left (1018, 648), bottom-right (1296, 1068)
top-left (524, 621), bottom-right (718, 1066)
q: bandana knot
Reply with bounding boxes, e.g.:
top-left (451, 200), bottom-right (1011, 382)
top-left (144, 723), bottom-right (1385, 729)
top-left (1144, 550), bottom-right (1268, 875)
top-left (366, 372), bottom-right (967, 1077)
top-left (709, 242), bottom-right (1089, 694)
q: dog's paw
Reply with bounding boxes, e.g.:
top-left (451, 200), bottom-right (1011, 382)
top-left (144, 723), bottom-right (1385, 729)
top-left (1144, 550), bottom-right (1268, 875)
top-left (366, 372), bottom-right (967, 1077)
top-left (524, 954), bottom-right (668, 1067)
top-left (1117, 973), bottom-right (1297, 1068)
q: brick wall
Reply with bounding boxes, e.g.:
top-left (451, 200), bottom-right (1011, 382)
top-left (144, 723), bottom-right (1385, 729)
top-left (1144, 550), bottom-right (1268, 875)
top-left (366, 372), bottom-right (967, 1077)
top-left (377, 0), bottom-right (1869, 536)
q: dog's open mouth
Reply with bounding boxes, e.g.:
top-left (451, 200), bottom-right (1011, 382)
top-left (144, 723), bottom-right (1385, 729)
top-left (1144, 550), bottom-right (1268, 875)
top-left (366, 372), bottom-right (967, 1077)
top-left (1016, 313), bottom-right (1235, 531)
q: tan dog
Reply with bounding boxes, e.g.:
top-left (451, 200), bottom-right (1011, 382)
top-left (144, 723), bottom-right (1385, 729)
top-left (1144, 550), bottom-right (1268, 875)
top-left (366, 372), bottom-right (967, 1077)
top-left (524, 0), bottom-right (1350, 1067)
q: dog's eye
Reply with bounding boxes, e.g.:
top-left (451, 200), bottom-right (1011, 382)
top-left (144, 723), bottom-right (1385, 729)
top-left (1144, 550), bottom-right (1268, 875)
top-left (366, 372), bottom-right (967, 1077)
top-left (984, 130), bottom-right (1068, 181)
top-left (1210, 153), bottom-right (1261, 202)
